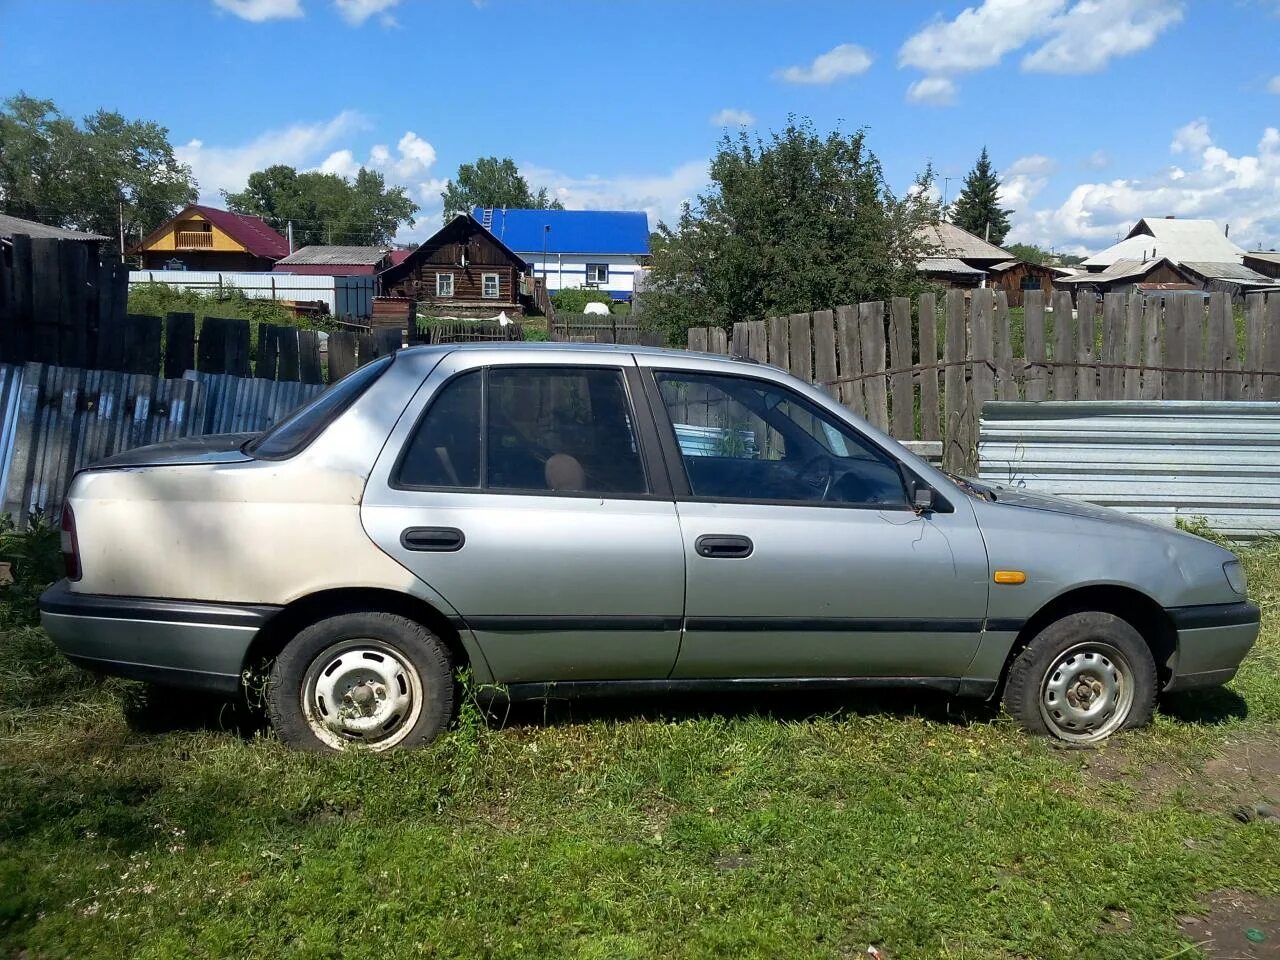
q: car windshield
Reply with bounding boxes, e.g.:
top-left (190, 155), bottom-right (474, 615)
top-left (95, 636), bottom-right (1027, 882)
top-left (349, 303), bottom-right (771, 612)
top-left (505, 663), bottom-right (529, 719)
top-left (245, 354), bottom-right (394, 460)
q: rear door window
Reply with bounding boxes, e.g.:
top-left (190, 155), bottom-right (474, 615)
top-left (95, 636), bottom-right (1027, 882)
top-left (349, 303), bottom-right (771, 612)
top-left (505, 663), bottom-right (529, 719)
top-left (395, 366), bottom-right (649, 497)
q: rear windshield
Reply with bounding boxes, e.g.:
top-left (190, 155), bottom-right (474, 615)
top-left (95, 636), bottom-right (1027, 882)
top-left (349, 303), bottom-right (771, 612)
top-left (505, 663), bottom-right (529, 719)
top-left (245, 354), bottom-right (394, 460)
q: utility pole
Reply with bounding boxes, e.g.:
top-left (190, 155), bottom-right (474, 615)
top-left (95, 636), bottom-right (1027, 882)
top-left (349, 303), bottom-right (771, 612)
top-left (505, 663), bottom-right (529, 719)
top-left (287, 221), bottom-right (294, 254)
top-left (941, 177), bottom-right (953, 219)
top-left (118, 200), bottom-right (125, 256)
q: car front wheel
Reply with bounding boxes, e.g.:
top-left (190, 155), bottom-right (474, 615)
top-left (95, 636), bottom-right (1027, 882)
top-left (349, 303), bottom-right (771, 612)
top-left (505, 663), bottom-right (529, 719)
top-left (266, 612), bottom-right (455, 752)
top-left (1003, 611), bottom-right (1157, 744)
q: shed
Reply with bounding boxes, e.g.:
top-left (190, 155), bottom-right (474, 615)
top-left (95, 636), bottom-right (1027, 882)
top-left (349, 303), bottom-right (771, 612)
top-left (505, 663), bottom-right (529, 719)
top-left (0, 213), bottom-right (110, 247)
top-left (274, 245), bottom-right (391, 276)
top-left (917, 257), bottom-right (985, 289)
top-left (1055, 257), bottom-right (1195, 296)
top-left (1242, 251), bottom-right (1280, 280)
top-left (1179, 261), bottom-right (1280, 298)
top-left (985, 259), bottom-right (1058, 307)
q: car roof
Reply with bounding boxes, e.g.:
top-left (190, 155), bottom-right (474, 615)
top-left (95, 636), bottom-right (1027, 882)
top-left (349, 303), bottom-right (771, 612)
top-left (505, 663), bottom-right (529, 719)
top-left (398, 339), bottom-right (760, 366)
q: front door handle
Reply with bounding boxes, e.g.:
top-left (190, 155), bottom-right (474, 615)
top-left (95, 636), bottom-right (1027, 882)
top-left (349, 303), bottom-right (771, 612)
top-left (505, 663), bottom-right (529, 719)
top-left (695, 534), bottom-right (754, 559)
top-left (401, 527), bottom-right (465, 552)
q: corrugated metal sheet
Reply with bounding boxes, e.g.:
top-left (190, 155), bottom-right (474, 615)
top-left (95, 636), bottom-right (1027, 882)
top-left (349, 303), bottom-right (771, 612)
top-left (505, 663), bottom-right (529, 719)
top-left (184, 371), bottom-right (325, 435)
top-left (0, 363), bottom-right (203, 523)
top-left (979, 400), bottom-right (1280, 541)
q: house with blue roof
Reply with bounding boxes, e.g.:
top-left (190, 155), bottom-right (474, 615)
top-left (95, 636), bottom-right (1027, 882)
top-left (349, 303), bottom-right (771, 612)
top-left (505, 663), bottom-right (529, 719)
top-left (474, 207), bottom-right (651, 303)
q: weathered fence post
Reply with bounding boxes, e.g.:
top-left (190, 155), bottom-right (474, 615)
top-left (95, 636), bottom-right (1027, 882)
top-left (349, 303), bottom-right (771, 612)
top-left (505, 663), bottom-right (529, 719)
top-left (942, 290), bottom-right (968, 472)
top-left (1023, 290), bottom-right (1047, 402)
top-left (788, 313), bottom-right (812, 382)
top-left (164, 313), bottom-right (196, 379)
top-left (1051, 290), bottom-right (1074, 400)
top-left (917, 292), bottom-right (940, 442)
top-left (859, 301), bottom-right (888, 433)
top-left (889, 297), bottom-right (913, 438)
top-left (812, 309), bottom-right (837, 398)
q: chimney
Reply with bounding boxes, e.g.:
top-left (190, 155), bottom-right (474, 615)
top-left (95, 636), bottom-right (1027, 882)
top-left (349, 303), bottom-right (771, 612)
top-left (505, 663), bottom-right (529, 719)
top-left (1165, 215), bottom-right (1176, 219)
top-left (1225, 223), bottom-right (1230, 238)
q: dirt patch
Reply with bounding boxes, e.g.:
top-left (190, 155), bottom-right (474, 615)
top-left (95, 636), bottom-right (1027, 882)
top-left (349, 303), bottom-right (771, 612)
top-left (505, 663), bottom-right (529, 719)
top-left (1203, 739), bottom-right (1280, 805)
top-left (711, 852), bottom-right (751, 872)
top-left (1064, 737), bottom-right (1280, 815)
top-left (1179, 889), bottom-right (1280, 959)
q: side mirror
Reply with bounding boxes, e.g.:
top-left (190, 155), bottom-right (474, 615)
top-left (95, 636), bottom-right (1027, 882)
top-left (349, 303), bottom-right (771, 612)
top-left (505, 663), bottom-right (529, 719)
top-left (912, 485), bottom-right (935, 513)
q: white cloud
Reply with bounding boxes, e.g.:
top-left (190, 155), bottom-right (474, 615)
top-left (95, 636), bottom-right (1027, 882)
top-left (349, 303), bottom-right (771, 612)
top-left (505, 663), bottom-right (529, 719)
top-left (1000, 154), bottom-right (1057, 210)
top-left (906, 76), bottom-right (956, 105)
top-left (1170, 118), bottom-right (1212, 154)
top-left (899, 0), bottom-right (1062, 73)
top-left (319, 149), bottom-right (360, 178)
top-left (1087, 149), bottom-right (1110, 168)
top-left (211, 0), bottom-right (303, 21)
top-left (711, 108), bottom-right (756, 127)
top-left (176, 111), bottom-right (365, 201)
top-left (333, 0), bottom-right (400, 25)
top-left (521, 160), bottom-right (709, 231)
top-left (1022, 0), bottom-right (1184, 74)
top-left (1008, 120), bottom-right (1280, 252)
top-left (777, 43), bottom-right (873, 85)
top-left (898, 0), bottom-right (1182, 94)
top-left (1268, 75), bottom-right (1280, 94)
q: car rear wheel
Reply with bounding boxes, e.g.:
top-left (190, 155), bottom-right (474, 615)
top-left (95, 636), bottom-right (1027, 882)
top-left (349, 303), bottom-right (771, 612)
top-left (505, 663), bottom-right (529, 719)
top-left (266, 612), bottom-right (455, 752)
top-left (1003, 611), bottom-right (1156, 744)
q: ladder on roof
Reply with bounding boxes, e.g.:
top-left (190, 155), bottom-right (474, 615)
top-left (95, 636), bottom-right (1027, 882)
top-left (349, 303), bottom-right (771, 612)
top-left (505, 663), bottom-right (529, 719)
top-left (480, 207), bottom-right (494, 230)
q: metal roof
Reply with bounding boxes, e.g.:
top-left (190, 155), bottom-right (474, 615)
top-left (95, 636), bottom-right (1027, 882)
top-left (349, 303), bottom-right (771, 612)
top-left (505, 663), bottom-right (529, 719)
top-left (0, 213), bottom-right (109, 242)
top-left (277, 245), bottom-right (390, 265)
top-left (1180, 261), bottom-right (1274, 283)
top-left (916, 221), bottom-right (1010, 262)
top-left (917, 256), bottom-right (986, 275)
top-left (476, 208), bottom-right (651, 255)
top-left (1245, 251), bottom-right (1280, 265)
top-left (1056, 257), bottom-right (1176, 284)
top-left (1082, 218), bottom-right (1243, 268)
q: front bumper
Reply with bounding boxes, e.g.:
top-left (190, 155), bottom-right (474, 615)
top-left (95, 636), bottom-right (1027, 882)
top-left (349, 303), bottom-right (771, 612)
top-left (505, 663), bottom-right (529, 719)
top-left (1165, 601), bottom-right (1262, 692)
top-left (39, 580), bottom-right (280, 696)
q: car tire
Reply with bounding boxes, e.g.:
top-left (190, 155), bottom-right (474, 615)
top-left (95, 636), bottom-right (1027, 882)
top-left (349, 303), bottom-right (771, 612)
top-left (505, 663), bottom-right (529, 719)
top-left (1003, 611), bottom-right (1156, 744)
top-left (266, 611), bottom-right (455, 753)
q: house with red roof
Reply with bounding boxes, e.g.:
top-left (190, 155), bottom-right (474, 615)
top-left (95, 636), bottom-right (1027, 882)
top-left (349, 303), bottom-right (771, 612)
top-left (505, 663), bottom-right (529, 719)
top-left (130, 204), bottom-right (290, 271)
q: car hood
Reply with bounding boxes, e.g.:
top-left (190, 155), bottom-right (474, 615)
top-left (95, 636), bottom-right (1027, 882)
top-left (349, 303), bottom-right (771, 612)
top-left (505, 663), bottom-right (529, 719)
top-left (90, 433), bottom-right (257, 469)
top-left (982, 483), bottom-right (1171, 533)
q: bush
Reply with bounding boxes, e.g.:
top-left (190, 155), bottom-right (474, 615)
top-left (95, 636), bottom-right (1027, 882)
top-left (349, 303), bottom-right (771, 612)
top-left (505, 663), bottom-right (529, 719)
top-left (0, 514), bottom-right (62, 629)
top-left (127, 282), bottom-right (301, 328)
top-left (551, 288), bottom-right (616, 313)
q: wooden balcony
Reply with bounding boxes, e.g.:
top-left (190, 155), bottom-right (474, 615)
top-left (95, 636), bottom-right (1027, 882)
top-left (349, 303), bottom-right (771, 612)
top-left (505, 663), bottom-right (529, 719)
top-left (175, 230), bottom-right (213, 249)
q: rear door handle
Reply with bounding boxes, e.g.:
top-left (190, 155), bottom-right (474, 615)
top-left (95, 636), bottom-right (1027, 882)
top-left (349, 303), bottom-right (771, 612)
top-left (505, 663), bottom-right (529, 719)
top-left (695, 534), bottom-right (754, 559)
top-left (401, 527), bottom-right (465, 552)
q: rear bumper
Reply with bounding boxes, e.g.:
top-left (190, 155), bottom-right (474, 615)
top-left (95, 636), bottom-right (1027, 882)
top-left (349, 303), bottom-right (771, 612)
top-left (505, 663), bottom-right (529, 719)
top-left (1165, 601), bottom-right (1262, 692)
top-left (38, 580), bottom-right (280, 696)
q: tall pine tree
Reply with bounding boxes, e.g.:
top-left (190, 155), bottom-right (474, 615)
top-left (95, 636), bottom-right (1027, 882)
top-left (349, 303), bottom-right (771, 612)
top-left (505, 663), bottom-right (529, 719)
top-left (951, 147), bottom-right (1011, 246)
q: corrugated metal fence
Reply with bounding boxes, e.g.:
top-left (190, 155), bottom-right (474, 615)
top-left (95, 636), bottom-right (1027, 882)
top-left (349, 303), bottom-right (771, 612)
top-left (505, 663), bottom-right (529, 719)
top-left (0, 362), bottom-right (327, 524)
top-left (979, 400), bottom-right (1280, 541)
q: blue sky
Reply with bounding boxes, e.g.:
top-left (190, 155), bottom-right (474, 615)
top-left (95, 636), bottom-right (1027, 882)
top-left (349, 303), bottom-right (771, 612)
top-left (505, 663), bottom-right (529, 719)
top-left (1, 0), bottom-right (1278, 252)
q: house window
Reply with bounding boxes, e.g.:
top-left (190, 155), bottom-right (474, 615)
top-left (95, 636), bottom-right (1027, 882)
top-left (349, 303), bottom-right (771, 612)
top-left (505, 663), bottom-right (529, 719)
top-left (436, 273), bottom-right (454, 297)
top-left (482, 273), bottom-right (500, 299)
top-left (585, 263), bottom-right (609, 286)
top-left (1020, 275), bottom-right (1043, 291)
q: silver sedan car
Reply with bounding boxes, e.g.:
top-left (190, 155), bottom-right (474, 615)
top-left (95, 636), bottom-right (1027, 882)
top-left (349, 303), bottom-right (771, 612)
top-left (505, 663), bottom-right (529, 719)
top-left (40, 343), bottom-right (1260, 751)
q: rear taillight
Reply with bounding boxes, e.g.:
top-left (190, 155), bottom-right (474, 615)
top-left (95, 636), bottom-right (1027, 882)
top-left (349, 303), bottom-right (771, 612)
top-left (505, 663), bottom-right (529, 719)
top-left (61, 504), bottom-right (82, 581)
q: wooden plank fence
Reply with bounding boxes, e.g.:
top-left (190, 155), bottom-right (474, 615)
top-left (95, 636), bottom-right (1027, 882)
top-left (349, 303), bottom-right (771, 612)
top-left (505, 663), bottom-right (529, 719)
top-left (689, 289), bottom-right (1280, 472)
top-left (551, 312), bottom-right (665, 346)
top-left (1, 235), bottom-right (391, 385)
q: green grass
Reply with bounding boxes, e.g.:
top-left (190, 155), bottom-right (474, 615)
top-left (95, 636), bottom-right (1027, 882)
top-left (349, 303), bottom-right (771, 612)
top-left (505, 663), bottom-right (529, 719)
top-left (2, 541), bottom-right (1278, 959)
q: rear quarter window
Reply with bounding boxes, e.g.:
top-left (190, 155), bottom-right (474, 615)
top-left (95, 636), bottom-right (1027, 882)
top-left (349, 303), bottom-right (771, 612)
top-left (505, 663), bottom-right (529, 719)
top-left (246, 354), bottom-right (394, 460)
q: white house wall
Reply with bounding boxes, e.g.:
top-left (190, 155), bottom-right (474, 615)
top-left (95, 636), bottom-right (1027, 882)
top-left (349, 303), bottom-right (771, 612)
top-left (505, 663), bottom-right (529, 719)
top-left (129, 271), bottom-right (338, 313)
top-left (514, 253), bottom-right (644, 299)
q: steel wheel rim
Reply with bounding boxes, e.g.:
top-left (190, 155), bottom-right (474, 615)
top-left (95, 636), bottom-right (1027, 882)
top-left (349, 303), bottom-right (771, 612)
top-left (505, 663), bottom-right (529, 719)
top-left (301, 639), bottom-right (424, 751)
top-left (1038, 641), bottom-right (1134, 743)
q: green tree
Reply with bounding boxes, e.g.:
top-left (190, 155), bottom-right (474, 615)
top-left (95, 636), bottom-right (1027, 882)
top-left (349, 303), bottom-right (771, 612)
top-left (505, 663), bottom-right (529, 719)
top-left (440, 156), bottom-right (563, 217)
top-left (1006, 242), bottom-right (1051, 265)
top-left (639, 118), bottom-right (941, 342)
top-left (950, 147), bottom-right (1012, 246)
top-left (224, 164), bottom-right (416, 246)
top-left (0, 93), bottom-right (196, 244)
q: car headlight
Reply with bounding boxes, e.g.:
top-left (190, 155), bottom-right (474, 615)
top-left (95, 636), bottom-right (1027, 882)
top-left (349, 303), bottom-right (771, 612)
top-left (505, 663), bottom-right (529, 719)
top-left (1223, 560), bottom-right (1247, 597)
